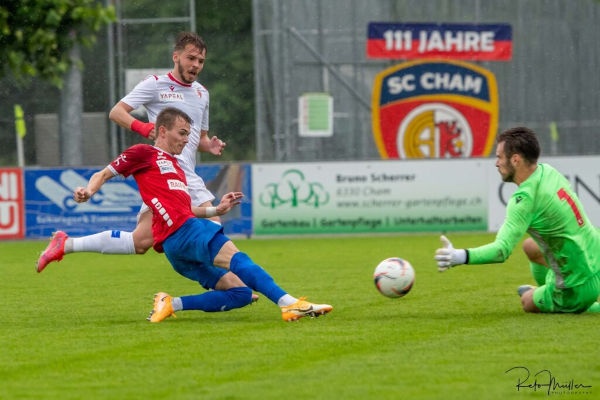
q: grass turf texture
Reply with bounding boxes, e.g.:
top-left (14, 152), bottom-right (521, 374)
top-left (1, 233), bottom-right (598, 400)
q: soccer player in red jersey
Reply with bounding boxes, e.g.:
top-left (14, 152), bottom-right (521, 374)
top-left (41, 107), bottom-right (332, 322)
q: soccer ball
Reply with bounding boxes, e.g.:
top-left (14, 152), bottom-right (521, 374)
top-left (373, 258), bottom-right (415, 298)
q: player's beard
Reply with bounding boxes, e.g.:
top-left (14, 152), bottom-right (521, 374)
top-left (176, 61), bottom-right (197, 84)
top-left (500, 163), bottom-right (516, 183)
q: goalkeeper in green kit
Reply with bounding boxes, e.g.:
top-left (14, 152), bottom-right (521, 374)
top-left (435, 127), bottom-right (600, 313)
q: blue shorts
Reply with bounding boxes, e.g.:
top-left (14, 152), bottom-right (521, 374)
top-left (162, 218), bottom-right (231, 290)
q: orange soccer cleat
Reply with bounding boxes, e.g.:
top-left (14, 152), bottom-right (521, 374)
top-left (148, 292), bottom-right (176, 323)
top-left (281, 297), bottom-right (333, 322)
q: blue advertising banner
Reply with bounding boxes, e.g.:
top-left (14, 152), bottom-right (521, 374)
top-left (197, 164), bottom-right (252, 236)
top-left (25, 164), bottom-right (252, 239)
top-left (25, 168), bottom-right (141, 238)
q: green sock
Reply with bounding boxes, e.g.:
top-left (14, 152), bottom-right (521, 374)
top-left (530, 262), bottom-right (548, 286)
top-left (586, 302), bottom-right (600, 313)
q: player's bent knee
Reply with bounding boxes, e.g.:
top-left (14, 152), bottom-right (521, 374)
top-left (134, 237), bottom-right (153, 254)
top-left (522, 238), bottom-right (541, 261)
top-left (215, 271), bottom-right (245, 290)
top-left (520, 289), bottom-right (541, 313)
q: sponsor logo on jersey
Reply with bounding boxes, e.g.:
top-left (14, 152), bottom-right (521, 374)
top-left (169, 85), bottom-right (175, 91)
top-left (372, 59), bottom-right (498, 159)
top-left (196, 89), bottom-right (203, 98)
top-left (113, 154), bottom-right (127, 166)
top-left (167, 179), bottom-right (189, 194)
top-left (156, 159), bottom-right (177, 174)
top-left (159, 92), bottom-right (185, 102)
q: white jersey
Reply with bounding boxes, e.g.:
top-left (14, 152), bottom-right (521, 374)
top-left (121, 72), bottom-right (214, 205)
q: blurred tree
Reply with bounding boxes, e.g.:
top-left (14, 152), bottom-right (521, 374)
top-left (196, 0), bottom-right (255, 161)
top-left (0, 0), bottom-right (115, 88)
top-left (0, 0), bottom-right (115, 166)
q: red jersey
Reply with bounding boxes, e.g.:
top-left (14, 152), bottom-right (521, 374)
top-left (108, 144), bottom-right (194, 252)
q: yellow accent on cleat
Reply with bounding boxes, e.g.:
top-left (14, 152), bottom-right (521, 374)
top-left (148, 292), bottom-right (176, 323)
top-left (280, 297), bottom-right (333, 322)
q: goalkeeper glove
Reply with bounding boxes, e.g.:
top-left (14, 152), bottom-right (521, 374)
top-left (434, 235), bottom-right (467, 272)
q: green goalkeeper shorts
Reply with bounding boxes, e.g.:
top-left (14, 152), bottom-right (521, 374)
top-left (533, 270), bottom-right (600, 313)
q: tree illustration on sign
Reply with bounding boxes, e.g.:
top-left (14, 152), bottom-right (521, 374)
top-left (259, 169), bottom-right (329, 209)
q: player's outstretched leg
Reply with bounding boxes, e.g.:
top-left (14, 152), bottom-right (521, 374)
top-left (148, 287), bottom-right (254, 323)
top-left (37, 231), bottom-right (69, 273)
top-left (228, 252), bottom-right (333, 321)
top-left (70, 230), bottom-right (137, 254)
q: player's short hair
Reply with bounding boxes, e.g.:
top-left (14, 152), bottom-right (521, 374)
top-left (497, 127), bottom-right (540, 165)
top-left (156, 107), bottom-right (192, 130)
top-left (174, 31), bottom-right (207, 54)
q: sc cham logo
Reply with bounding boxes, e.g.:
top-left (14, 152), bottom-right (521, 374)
top-left (372, 59), bottom-right (498, 159)
top-left (259, 169), bottom-right (329, 209)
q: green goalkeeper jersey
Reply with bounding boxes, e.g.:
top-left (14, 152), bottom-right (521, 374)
top-left (468, 163), bottom-right (600, 288)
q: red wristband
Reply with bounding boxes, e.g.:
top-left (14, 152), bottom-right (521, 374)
top-left (130, 119), bottom-right (154, 138)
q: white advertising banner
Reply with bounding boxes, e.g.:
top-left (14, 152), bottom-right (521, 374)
top-left (252, 160), bottom-right (488, 235)
top-left (488, 156), bottom-right (600, 231)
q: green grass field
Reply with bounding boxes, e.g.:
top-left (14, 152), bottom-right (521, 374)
top-left (1, 233), bottom-right (598, 400)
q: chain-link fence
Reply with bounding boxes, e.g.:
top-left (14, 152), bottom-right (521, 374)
top-left (254, 0), bottom-right (600, 161)
top-left (2, 0), bottom-right (600, 166)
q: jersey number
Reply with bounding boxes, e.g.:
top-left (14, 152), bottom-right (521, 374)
top-left (557, 188), bottom-right (584, 227)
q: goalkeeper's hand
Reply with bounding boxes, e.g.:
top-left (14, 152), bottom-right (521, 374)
top-left (434, 235), bottom-right (467, 272)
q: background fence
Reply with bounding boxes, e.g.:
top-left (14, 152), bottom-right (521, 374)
top-left (1, 0), bottom-right (600, 167)
top-left (253, 0), bottom-right (600, 161)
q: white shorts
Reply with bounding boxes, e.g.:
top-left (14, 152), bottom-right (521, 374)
top-left (137, 176), bottom-right (215, 220)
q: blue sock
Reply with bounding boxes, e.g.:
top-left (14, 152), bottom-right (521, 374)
top-left (180, 286), bottom-right (252, 312)
top-left (229, 252), bottom-right (287, 304)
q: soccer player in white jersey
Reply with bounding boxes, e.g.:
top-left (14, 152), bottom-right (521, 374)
top-left (37, 33), bottom-right (254, 300)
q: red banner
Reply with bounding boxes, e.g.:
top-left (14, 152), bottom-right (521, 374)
top-left (367, 23), bottom-right (512, 61)
top-left (0, 168), bottom-right (25, 239)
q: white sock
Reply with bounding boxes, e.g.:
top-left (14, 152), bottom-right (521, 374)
top-left (172, 297), bottom-right (183, 311)
top-left (64, 238), bottom-right (74, 253)
top-left (277, 294), bottom-right (298, 307)
top-left (71, 230), bottom-right (135, 254)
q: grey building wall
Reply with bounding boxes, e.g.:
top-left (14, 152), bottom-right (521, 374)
top-left (34, 113), bottom-right (109, 167)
